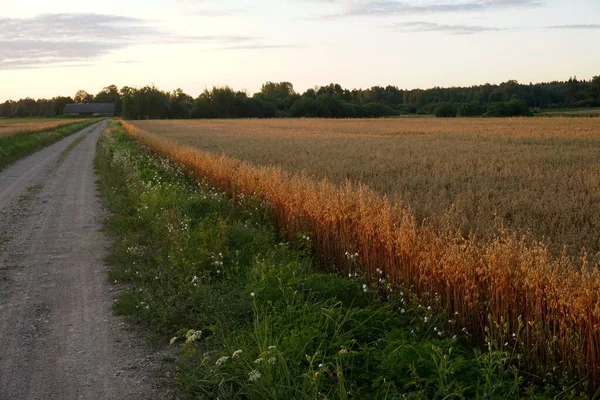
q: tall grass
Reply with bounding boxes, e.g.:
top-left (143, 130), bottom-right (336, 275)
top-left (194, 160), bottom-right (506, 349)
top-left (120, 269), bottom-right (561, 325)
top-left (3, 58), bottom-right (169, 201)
top-left (122, 120), bottom-right (600, 388)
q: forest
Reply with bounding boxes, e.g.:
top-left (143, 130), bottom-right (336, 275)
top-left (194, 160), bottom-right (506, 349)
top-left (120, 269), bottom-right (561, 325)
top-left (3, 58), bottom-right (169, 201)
top-left (1, 75), bottom-right (599, 119)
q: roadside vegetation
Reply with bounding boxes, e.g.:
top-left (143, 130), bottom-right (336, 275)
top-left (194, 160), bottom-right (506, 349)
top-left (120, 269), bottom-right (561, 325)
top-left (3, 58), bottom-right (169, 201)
top-left (0, 119), bottom-right (97, 171)
top-left (97, 122), bottom-right (587, 398)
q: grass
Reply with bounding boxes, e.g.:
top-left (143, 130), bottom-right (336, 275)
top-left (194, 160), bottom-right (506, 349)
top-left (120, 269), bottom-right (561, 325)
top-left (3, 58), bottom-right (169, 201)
top-left (0, 119), bottom-right (98, 171)
top-left (120, 120), bottom-right (600, 390)
top-left (130, 118), bottom-right (600, 258)
top-left (97, 122), bottom-right (585, 398)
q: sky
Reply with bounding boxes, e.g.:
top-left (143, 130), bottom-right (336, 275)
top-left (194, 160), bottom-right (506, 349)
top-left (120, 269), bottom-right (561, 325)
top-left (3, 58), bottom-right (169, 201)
top-left (0, 0), bottom-right (599, 101)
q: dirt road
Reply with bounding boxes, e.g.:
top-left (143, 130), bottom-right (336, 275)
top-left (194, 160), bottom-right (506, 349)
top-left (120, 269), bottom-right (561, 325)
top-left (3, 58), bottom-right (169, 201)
top-left (0, 122), bottom-right (169, 399)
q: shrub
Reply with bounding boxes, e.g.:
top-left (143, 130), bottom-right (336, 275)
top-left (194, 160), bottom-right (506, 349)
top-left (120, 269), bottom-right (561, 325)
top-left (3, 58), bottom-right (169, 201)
top-left (485, 100), bottom-right (531, 117)
top-left (457, 102), bottom-right (485, 117)
top-left (434, 102), bottom-right (457, 118)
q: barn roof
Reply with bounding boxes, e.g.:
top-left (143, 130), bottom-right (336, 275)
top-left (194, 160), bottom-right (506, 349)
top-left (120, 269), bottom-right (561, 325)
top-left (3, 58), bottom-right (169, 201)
top-left (63, 103), bottom-right (115, 114)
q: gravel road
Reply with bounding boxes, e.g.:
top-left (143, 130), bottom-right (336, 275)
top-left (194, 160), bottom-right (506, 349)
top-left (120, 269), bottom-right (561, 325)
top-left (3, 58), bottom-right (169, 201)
top-left (0, 122), bottom-right (170, 400)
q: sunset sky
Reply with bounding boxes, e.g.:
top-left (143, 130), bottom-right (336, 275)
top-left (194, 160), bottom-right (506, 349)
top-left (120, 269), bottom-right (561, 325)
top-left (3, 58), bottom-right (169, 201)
top-left (0, 0), bottom-right (599, 101)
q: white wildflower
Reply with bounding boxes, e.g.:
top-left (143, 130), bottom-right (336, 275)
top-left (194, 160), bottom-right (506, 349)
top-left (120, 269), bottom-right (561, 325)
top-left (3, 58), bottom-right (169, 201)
top-left (248, 370), bottom-right (262, 382)
top-left (185, 329), bottom-right (202, 344)
top-left (232, 350), bottom-right (243, 358)
top-left (215, 356), bottom-right (230, 366)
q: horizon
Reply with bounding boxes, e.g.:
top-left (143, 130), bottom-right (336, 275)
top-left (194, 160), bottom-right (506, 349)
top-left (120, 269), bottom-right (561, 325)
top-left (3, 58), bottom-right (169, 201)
top-left (1, 73), bottom-right (598, 103)
top-left (1, 0), bottom-right (599, 102)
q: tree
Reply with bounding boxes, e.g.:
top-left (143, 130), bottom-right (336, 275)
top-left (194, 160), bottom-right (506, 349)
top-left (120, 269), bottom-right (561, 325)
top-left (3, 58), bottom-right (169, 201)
top-left (457, 102), bottom-right (484, 117)
top-left (434, 102), bottom-right (457, 118)
top-left (590, 75), bottom-right (600, 102)
top-left (360, 102), bottom-right (396, 118)
top-left (51, 96), bottom-right (73, 116)
top-left (0, 100), bottom-right (14, 117)
top-left (565, 77), bottom-right (579, 105)
top-left (94, 85), bottom-right (120, 103)
top-left (290, 97), bottom-right (317, 117)
top-left (12, 98), bottom-right (39, 117)
top-left (485, 100), bottom-right (531, 117)
top-left (74, 90), bottom-right (93, 104)
top-left (169, 89), bottom-right (194, 119)
top-left (255, 82), bottom-right (297, 112)
top-left (121, 89), bottom-right (138, 120)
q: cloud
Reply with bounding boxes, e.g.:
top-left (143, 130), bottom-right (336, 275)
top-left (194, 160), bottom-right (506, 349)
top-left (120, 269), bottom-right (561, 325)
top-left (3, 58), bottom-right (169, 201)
top-left (391, 21), bottom-right (502, 34)
top-left (205, 44), bottom-right (303, 51)
top-left (0, 13), bottom-right (255, 70)
top-left (548, 24), bottom-right (600, 30)
top-left (306, 0), bottom-right (544, 19)
top-left (172, 0), bottom-right (246, 17)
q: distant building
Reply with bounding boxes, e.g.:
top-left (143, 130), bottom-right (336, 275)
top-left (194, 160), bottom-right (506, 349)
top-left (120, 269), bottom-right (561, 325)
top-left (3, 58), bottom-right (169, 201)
top-left (63, 103), bottom-right (115, 117)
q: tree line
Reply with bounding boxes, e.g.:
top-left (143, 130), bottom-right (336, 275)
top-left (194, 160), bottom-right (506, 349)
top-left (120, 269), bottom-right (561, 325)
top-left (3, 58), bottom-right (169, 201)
top-left (2, 76), bottom-right (599, 119)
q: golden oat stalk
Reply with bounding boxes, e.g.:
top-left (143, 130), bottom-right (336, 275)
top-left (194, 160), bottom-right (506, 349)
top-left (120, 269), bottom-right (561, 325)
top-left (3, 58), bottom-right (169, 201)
top-left (121, 120), bottom-right (600, 387)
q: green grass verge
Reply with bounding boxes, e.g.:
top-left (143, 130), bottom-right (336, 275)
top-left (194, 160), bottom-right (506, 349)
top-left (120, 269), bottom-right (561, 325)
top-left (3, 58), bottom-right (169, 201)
top-left (96, 122), bottom-right (582, 399)
top-left (0, 119), bottom-right (99, 171)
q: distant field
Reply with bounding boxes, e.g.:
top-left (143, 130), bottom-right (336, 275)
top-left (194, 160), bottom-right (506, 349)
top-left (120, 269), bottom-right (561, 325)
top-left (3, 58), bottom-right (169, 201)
top-left (536, 108), bottom-right (600, 117)
top-left (132, 118), bottom-right (600, 256)
top-left (0, 118), bottom-right (84, 138)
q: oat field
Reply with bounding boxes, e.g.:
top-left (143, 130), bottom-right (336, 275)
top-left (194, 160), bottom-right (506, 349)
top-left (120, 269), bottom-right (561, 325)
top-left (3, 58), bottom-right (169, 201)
top-left (123, 119), bottom-right (600, 385)
top-left (132, 118), bottom-right (600, 257)
top-left (0, 118), bottom-right (84, 138)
